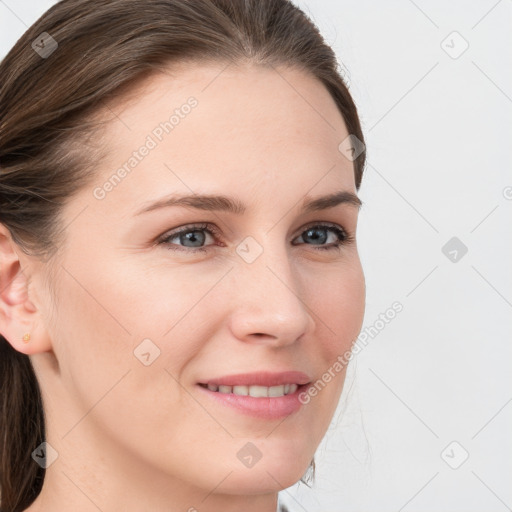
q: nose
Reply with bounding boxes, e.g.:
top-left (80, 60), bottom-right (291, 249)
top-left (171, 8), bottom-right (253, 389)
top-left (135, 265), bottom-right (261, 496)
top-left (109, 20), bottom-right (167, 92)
top-left (228, 244), bottom-right (313, 348)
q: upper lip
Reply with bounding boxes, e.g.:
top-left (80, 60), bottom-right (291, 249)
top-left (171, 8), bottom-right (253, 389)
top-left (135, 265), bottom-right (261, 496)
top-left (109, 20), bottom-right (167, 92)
top-left (198, 371), bottom-right (311, 387)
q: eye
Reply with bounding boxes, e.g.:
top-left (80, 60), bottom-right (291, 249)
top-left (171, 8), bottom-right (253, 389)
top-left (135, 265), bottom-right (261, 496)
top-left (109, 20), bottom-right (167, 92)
top-left (157, 222), bottom-right (353, 253)
top-left (292, 222), bottom-right (353, 251)
top-left (157, 223), bottom-right (219, 253)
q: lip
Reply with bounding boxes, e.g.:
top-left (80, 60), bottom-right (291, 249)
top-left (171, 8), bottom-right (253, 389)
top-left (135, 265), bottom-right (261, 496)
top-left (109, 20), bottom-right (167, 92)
top-left (196, 371), bottom-right (312, 420)
top-left (197, 371), bottom-right (311, 387)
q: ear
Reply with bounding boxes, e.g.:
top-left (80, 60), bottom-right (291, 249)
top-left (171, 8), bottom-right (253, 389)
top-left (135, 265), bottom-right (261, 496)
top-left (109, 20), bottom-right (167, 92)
top-left (0, 223), bottom-right (52, 355)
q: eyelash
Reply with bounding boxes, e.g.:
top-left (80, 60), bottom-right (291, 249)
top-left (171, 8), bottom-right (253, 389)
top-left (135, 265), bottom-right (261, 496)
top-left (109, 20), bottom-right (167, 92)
top-left (157, 222), bottom-right (354, 254)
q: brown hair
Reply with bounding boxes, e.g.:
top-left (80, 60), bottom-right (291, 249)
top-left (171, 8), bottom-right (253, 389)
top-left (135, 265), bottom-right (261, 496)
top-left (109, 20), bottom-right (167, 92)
top-left (0, 0), bottom-right (366, 509)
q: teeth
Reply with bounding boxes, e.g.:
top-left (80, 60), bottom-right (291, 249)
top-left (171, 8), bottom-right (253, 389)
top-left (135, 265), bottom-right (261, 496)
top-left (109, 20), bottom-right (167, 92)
top-left (204, 383), bottom-right (299, 397)
top-left (233, 385), bottom-right (249, 395)
top-left (268, 385), bottom-right (284, 397)
top-left (249, 385), bottom-right (268, 397)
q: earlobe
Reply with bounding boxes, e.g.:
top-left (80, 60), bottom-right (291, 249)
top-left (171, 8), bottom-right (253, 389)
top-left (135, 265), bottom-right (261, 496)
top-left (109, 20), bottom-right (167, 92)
top-left (0, 224), bottom-right (52, 355)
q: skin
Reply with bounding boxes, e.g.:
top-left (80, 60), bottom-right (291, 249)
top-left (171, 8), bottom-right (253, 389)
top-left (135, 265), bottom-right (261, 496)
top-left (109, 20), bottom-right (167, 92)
top-left (0, 62), bottom-right (365, 512)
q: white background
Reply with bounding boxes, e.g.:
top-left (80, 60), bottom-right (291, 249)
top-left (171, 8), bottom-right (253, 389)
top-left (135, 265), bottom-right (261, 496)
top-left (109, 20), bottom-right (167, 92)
top-left (1, 1), bottom-right (511, 511)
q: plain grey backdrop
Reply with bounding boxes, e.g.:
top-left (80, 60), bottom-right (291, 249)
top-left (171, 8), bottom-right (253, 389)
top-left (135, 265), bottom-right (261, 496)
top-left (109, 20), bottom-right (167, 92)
top-left (1, 1), bottom-right (511, 511)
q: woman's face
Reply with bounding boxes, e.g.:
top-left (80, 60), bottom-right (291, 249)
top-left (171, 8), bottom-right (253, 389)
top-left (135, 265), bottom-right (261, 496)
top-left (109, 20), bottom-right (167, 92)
top-left (32, 62), bottom-right (365, 505)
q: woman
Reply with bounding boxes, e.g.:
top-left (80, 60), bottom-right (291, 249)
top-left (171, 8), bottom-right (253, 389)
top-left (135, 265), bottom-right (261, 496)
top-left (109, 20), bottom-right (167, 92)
top-left (0, 1), bottom-right (366, 511)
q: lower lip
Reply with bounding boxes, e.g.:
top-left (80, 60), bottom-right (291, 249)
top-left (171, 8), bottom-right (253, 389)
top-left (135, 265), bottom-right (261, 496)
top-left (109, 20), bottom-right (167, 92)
top-left (196, 384), bottom-right (310, 419)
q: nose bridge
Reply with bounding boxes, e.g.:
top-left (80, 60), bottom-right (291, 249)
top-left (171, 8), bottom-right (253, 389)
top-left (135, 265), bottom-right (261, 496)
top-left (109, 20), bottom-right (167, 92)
top-left (228, 234), bottom-right (312, 344)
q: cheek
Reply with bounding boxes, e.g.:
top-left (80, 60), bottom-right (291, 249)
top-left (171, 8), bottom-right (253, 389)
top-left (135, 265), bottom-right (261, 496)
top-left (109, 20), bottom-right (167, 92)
top-left (50, 256), bottom-right (225, 417)
top-left (50, 263), bottom-right (196, 458)
top-left (48, 269), bottom-right (133, 416)
top-left (293, 258), bottom-right (365, 434)
top-left (306, 257), bottom-right (365, 358)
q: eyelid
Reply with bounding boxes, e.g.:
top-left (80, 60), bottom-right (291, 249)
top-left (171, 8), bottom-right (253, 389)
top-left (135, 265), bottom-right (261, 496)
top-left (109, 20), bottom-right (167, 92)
top-left (156, 222), bottom-right (220, 246)
top-left (158, 220), bottom-right (349, 239)
top-left (295, 222), bottom-right (354, 248)
top-left (301, 220), bottom-right (347, 233)
top-left (157, 220), bottom-right (354, 252)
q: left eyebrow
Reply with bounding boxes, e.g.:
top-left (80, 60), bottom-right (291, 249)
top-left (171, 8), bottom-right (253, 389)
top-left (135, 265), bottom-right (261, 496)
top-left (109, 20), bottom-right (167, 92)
top-left (302, 190), bottom-right (362, 212)
top-left (134, 190), bottom-right (362, 216)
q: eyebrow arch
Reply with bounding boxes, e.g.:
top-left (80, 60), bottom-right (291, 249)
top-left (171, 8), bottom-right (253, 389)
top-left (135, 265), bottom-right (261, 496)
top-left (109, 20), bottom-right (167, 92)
top-left (134, 190), bottom-right (362, 216)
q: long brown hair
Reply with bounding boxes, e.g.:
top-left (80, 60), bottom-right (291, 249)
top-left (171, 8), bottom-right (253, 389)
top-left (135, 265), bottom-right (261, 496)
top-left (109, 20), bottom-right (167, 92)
top-left (0, 0), bottom-right (366, 509)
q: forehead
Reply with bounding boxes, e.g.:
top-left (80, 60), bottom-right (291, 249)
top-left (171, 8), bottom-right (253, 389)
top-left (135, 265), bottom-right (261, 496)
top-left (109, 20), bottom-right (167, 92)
top-left (81, 62), bottom-right (356, 217)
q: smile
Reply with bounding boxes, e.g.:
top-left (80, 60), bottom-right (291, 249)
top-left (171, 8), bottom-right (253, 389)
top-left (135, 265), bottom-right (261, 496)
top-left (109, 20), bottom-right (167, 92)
top-left (195, 371), bottom-right (312, 419)
top-left (198, 383), bottom-right (299, 397)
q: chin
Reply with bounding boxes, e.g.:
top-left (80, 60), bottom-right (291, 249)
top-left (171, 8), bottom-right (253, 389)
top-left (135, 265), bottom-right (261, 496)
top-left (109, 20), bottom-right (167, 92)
top-left (221, 453), bottom-right (312, 494)
top-left (222, 470), bottom-right (306, 495)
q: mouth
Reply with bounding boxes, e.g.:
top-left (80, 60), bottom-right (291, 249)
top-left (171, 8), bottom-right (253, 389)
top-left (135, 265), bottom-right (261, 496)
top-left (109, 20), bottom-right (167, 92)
top-left (198, 382), bottom-right (301, 397)
top-left (196, 371), bottom-right (312, 419)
